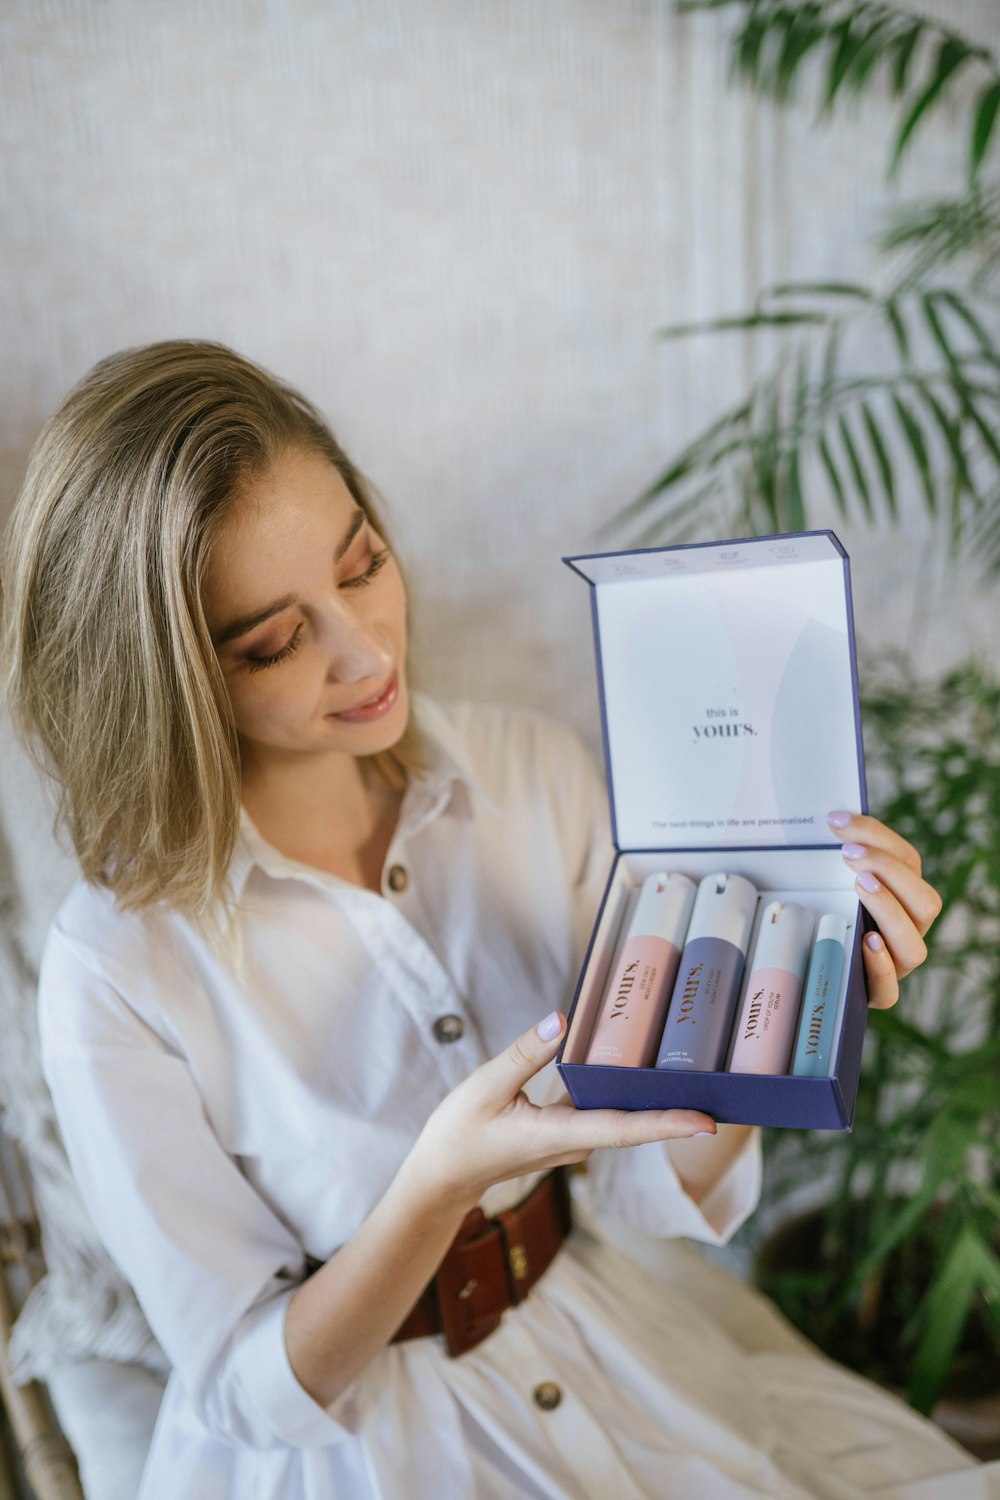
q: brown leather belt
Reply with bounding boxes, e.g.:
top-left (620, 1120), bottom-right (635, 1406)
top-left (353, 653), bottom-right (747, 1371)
top-left (390, 1166), bottom-right (572, 1357)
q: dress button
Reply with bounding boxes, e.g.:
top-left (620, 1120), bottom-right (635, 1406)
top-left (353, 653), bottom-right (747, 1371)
top-left (533, 1381), bottom-right (562, 1411)
top-left (432, 1014), bottom-right (464, 1044)
top-left (387, 864), bottom-right (408, 893)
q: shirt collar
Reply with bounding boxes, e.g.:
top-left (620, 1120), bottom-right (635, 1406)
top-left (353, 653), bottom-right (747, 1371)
top-left (226, 692), bottom-right (494, 899)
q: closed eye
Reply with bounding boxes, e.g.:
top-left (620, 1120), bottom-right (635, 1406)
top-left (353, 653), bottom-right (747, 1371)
top-left (246, 622), bottom-right (303, 672)
top-left (341, 547), bottom-right (389, 590)
top-left (242, 545), bottom-right (390, 670)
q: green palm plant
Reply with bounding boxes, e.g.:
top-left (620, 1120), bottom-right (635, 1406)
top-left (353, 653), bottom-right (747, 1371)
top-left (750, 656), bottom-right (1000, 1422)
top-left (686, 0), bottom-right (1000, 177)
top-left (615, 0), bottom-right (1000, 1433)
top-left (616, 1), bottom-right (1000, 572)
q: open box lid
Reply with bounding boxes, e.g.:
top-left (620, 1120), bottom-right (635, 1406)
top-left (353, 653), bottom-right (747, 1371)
top-left (564, 531), bottom-right (867, 851)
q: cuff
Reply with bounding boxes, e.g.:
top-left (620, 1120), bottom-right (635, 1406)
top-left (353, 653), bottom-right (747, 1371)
top-left (231, 1289), bottom-right (358, 1448)
top-left (581, 1127), bottom-right (762, 1246)
top-left (672, 1127), bottom-right (763, 1244)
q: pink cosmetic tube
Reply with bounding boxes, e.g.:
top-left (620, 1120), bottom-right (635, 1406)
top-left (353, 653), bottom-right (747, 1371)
top-left (727, 901), bottom-right (815, 1075)
top-left (585, 872), bottom-right (696, 1067)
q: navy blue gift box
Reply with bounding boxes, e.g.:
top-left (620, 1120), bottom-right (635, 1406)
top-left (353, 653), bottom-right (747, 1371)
top-left (557, 531), bottom-right (871, 1131)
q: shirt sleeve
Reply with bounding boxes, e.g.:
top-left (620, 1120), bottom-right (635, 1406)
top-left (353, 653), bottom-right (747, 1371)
top-left (38, 924), bottom-right (360, 1452)
top-left (579, 1126), bottom-right (763, 1246)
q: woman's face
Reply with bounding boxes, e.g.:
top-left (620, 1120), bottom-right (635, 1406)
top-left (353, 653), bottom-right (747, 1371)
top-left (204, 445), bottom-right (409, 773)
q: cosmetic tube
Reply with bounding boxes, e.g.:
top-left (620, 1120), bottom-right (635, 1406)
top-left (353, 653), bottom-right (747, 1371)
top-left (585, 872), bottom-right (696, 1067)
top-left (790, 914), bottom-right (848, 1076)
top-left (655, 873), bottom-right (758, 1072)
top-left (727, 901), bottom-right (815, 1075)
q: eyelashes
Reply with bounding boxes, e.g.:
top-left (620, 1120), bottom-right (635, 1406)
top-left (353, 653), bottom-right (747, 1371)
top-left (244, 547), bottom-right (390, 673)
top-left (246, 622), bottom-right (303, 673)
top-left (341, 547), bottom-right (389, 591)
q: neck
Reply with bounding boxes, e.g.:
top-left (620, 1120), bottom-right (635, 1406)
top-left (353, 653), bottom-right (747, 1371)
top-left (240, 746), bottom-right (404, 890)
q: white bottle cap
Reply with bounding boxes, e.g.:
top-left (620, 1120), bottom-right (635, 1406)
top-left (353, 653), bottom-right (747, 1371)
top-left (627, 871), bottom-right (697, 946)
top-left (815, 913), bottom-right (847, 948)
top-left (684, 872), bottom-right (758, 953)
top-left (748, 901), bottom-right (815, 978)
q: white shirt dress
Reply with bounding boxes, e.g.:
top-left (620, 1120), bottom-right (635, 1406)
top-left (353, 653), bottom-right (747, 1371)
top-left (38, 697), bottom-right (996, 1499)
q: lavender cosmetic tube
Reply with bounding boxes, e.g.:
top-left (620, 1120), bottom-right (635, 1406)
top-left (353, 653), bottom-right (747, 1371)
top-left (585, 872), bottom-right (696, 1067)
top-left (728, 901), bottom-right (815, 1075)
top-left (655, 873), bottom-right (758, 1072)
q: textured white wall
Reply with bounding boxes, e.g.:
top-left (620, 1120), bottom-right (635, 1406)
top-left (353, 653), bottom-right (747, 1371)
top-left (3, 0), bottom-right (998, 755)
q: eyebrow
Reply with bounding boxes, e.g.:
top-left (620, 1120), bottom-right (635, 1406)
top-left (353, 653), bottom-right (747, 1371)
top-left (213, 507), bottom-right (365, 645)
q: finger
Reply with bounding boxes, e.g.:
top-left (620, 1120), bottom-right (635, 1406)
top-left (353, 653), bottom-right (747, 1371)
top-left (827, 811), bottom-right (921, 875)
top-left (475, 1013), bottom-right (568, 1108)
top-left (562, 1105), bottom-right (718, 1150)
top-left (861, 930), bottom-right (900, 1010)
top-left (839, 844), bottom-right (942, 935)
top-left (851, 875), bottom-right (927, 979)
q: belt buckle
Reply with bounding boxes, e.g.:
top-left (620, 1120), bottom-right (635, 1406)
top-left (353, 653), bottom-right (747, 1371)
top-left (506, 1236), bottom-right (530, 1287)
top-left (434, 1209), bottom-right (519, 1357)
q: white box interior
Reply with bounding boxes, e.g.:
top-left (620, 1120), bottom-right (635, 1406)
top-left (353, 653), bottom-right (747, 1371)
top-left (567, 534), bottom-right (865, 852)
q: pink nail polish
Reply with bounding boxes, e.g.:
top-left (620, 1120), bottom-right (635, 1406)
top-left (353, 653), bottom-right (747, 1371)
top-left (536, 1012), bottom-right (562, 1041)
top-left (827, 810), bottom-right (851, 829)
top-left (857, 870), bottom-right (880, 894)
top-left (694, 1130), bottom-right (716, 1137)
top-left (865, 931), bottom-right (885, 953)
top-left (841, 843), bottom-right (867, 860)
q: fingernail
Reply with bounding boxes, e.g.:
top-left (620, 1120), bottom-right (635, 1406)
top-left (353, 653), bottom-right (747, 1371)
top-left (841, 842), bottom-right (867, 860)
top-left (827, 810), bottom-right (852, 829)
top-left (536, 1011), bottom-right (562, 1041)
top-left (694, 1130), bottom-right (716, 1137)
top-left (865, 931), bottom-right (885, 953)
top-left (857, 870), bottom-right (881, 893)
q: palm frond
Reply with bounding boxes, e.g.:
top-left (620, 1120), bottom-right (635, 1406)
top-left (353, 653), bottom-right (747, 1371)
top-left (890, 33), bottom-right (981, 177)
top-left (972, 78), bottom-right (1000, 177)
top-left (677, 0), bottom-right (1000, 179)
top-left (618, 283), bottom-right (1000, 572)
top-left (880, 186), bottom-right (1000, 292)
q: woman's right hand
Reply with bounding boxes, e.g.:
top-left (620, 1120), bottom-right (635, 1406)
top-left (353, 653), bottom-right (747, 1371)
top-left (403, 1010), bottom-right (718, 1214)
top-left (288, 1012), bottom-right (716, 1408)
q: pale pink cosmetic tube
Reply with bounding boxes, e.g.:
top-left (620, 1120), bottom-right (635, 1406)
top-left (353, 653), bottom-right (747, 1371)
top-left (727, 900), bottom-right (815, 1075)
top-left (585, 872), bottom-right (696, 1067)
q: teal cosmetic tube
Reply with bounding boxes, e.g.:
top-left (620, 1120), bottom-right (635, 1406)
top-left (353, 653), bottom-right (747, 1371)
top-left (791, 914), bottom-right (848, 1076)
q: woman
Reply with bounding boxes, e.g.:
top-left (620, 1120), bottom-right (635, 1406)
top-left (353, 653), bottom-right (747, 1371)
top-left (1, 341), bottom-right (984, 1500)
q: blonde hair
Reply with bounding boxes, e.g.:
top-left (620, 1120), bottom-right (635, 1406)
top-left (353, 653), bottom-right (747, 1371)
top-left (0, 340), bottom-right (421, 917)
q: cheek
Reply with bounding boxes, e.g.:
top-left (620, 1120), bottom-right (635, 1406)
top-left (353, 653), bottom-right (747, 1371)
top-left (385, 568), bottom-right (408, 642)
top-left (225, 658), bottom-right (319, 730)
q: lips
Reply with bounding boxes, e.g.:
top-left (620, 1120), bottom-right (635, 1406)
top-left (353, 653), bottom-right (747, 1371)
top-left (328, 671), bottom-right (400, 724)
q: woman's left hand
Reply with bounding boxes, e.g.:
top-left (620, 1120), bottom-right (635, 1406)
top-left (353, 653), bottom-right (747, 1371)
top-left (828, 810), bottom-right (943, 1010)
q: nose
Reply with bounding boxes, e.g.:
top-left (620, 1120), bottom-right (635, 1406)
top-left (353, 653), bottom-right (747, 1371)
top-left (318, 605), bottom-right (393, 685)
